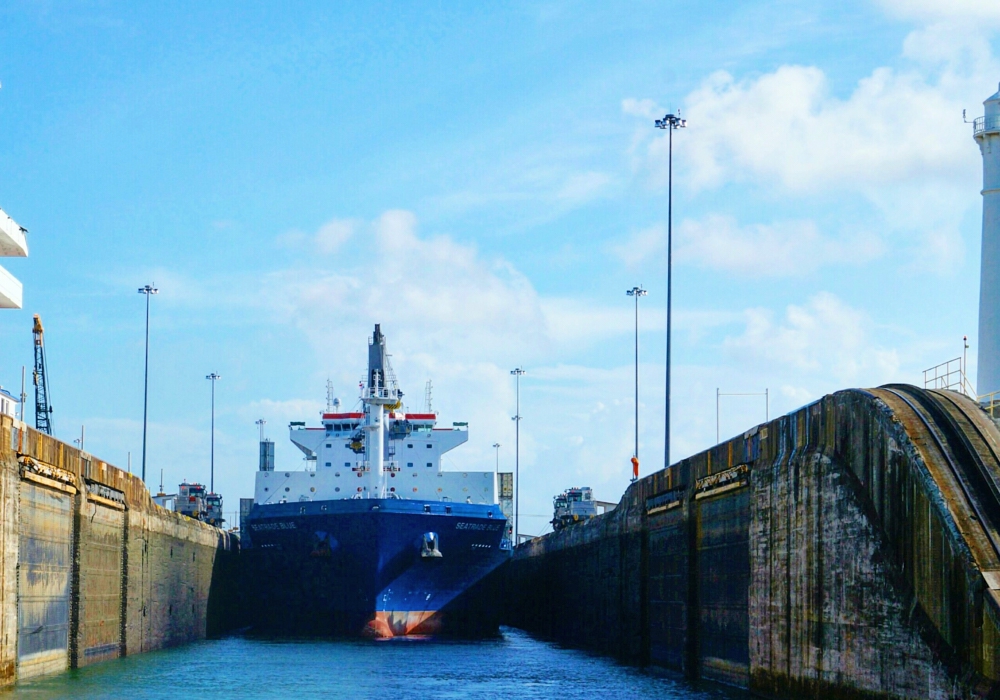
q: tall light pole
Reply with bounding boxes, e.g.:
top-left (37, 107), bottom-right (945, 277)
top-left (626, 286), bottom-right (647, 481)
top-left (206, 373), bottom-right (221, 493)
top-left (138, 284), bottom-right (158, 484)
top-left (493, 442), bottom-right (501, 474)
top-left (654, 111), bottom-right (686, 471)
top-left (510, 367), bottom-right (525, 543)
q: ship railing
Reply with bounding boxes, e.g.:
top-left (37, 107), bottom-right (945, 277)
top-left (361, 386), bottom-right (400, 401)
top-left (923, 357), bottom-right (977, 399)
top-left (982, 390), bottom-right (1000, 419)
top-left (975, 115), bottom-right (1000, 136)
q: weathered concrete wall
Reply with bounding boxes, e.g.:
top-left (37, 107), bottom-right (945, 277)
top-left (0, 414), bottom-right (236, 688)
top-left (504, 388), bottom-right (1000, 699)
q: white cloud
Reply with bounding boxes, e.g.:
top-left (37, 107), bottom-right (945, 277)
top-left (316, 218), bottom-right (356, 254)
top-left (907, 226), bottom-right (967, 274)
top-left (621, 97), bottom-right (662, 120)
top-left (628, 11), bottom-right (996, 198)
top-left (675, 65), bottom-right (972, 193)
top-left (676, 214), bottom-right (883, 276)
top-left (610, 215), bottom-right (883, 276)
top-left (239, 398), bottom-right (325, 425)
top-left (556, 171), bottom-right (612, 202)
top-left (879, 0), bottom-right (1000, 24)
top-left (724, 292), bottom-right (900, 386)
top-left (610, 224), bottom-right (666, 268)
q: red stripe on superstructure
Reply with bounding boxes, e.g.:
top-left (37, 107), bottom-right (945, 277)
top-left (322, 412), bottom-right (364, 419)
top-left (403, 413), bottom-right (437, 420)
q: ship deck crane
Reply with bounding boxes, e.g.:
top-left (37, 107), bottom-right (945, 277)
top-left (32, 313), bottom-right (52, 435)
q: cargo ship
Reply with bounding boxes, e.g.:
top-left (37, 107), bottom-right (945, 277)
top-left (242, 325), bottom-right (510, 637)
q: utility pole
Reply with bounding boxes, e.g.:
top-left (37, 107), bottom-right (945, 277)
top-left (654, 111), bottom-right (686, 471)
top-left (626, 286), bottom-right (647, 481)
top-left (19, 365), bottom-right (25, 422)
top-left (138, 284), bottom-right (158, 483)
top-left (510, 367), bottom-right (525, 543)
top-left (206, 373), bottom-right (221, 493)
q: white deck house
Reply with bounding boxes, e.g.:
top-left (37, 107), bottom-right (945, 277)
top-left (0, 207), bottom-right (28, 309)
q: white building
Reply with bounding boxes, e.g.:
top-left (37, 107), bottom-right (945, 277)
top-left (0, 207), bottom-right (28, 309)
top-left (0, 387), bottom-right (19, 418)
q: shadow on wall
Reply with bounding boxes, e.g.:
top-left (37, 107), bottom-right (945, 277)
top-left (207, 532), bottom-right (243, 637)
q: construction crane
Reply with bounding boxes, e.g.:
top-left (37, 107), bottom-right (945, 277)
top-left (32, 314), bottom-right (52, 435)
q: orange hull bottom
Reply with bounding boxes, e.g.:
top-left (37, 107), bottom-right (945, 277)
top-left (365, 611), bottom-right (442, 638)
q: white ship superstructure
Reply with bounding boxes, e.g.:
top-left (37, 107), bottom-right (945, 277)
top-left (253, 325), bottom-right (496, 507)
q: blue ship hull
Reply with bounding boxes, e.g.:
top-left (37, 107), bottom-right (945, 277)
top-left (242, 498), bottom-right (510, 637)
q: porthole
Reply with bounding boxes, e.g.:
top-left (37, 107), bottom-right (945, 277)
top-left (426, 444), bottom-right (432, 449)
top-left (335, 472), bottom-right (341, 477)
top-left (285, 473), bottom-right (290, 477)
top-left (413, 487), bottom-right (418, 492)
top-left (325, 462), bottom-right (332, 467)
top-left (285, 487), bottom-right (290, 492)
top-left (310, 487), bottom-right (316, 492)
top-left (426, 463), bottom-right (432, 468)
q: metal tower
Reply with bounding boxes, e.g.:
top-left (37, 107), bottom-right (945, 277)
top-left (32, 314), bottom-right (52, 435)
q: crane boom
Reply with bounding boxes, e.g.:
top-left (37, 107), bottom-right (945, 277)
top-left (32, 313), bottom-right (52, 435)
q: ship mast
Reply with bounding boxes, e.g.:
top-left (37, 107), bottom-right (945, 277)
top-left (362, 324), bottom-right (401, 498)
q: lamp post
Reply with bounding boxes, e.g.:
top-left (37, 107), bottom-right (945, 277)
top-left (138, 284), bottom-right (158, 483)
top-left (626, 286), bottom-right (647, 481)
top-left (654, 111), bottom-right (686, 470)
top-left (510, 367), bottom-right (525, 543)
top-left (493, 442), bottom-right (501, 474)
top-left (206, 373), bottom-right (221, 493)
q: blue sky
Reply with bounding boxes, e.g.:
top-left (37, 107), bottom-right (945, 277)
top-left (0, 0), bottom-right (997, 533)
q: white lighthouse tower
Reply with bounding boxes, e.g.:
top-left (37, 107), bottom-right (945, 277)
top-left (974, 84), bottom-right (1000, 397)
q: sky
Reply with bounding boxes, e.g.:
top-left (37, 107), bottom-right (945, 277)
top-left (0, 0), bottom-right (998, 535)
